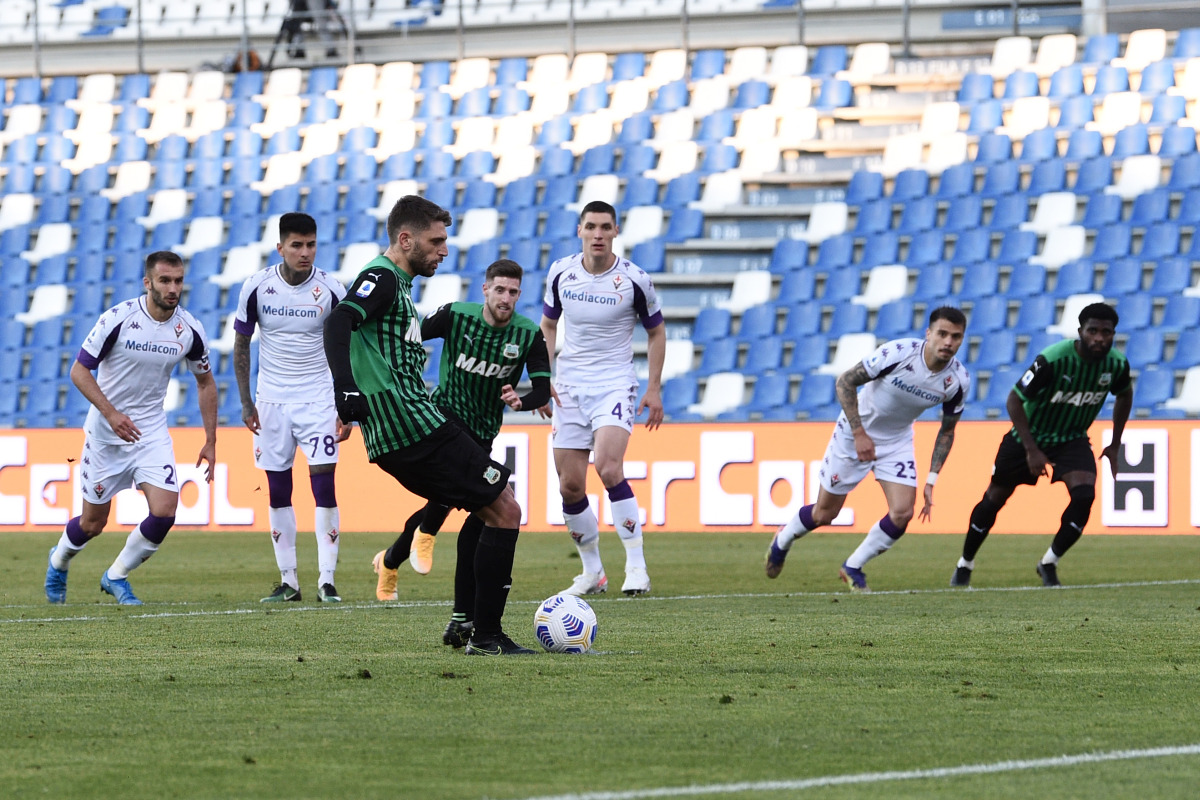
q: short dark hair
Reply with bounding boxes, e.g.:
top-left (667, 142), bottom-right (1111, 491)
top-left (928, 305), bottom-right (967, 329)
top-left (1079, 302), bottom-right (1119, 327)
top-left (144, 250), bottom-right (184, 277)
top-left (386, 195), bottom-right (453, 245)
top-left (578, 200), bottom-right (618, 224)
top-left (484, 258), bottom-right (523, 283)
top-left (279, 212), bottom-right (316, 240)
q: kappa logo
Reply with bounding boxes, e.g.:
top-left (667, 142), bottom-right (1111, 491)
top-left (128, 320), bottom-right (141, 330)
top-left (83, 455), bottom-right (90, 464)
top-left (265, 286), bottom-right (277, 295)
top-left (566, 271), bottom-right (578, 281)
top-left (81, 469), bottom-right (89, 479)
top-left (483, 466), bottom-right (501, 485)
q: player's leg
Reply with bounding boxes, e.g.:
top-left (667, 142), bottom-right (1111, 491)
top-left (467, 486), bottom-right (532, 655)
top-left (444, 514), bottom-right (484, 648)
top-left (766, 431), bottom-right (863, 579)
top-left (555, 447), bottom-right (607, 595)
top-left (46, 499), bottom-right (110, 604)
top-left (380, 501), bottom-right (451, 575)
top-left (840, 479), bottom-right (917, 592)
top-left (953, 434), bottom-right (1025, 586)
top-left (310, 464), bottom-right (341, 602)
top-left (592, 426), bottom-right (650, 595)
top-left (1036, 453), bottom-right (1098, 587)
top-left (255, 402), bottom-right (301, 601)
top-left (101, 480), bottom-right (179, 606)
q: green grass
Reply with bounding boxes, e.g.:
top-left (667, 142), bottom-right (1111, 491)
top-left (2, 529), bottom-right (1199, 799)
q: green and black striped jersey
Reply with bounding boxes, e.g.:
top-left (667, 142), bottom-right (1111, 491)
top-left (1011, 338), bottom-right (1132, 447)
top-left (424, 302), bottom-right (552, 442)
top-left (338, 256), bottom-right (445, 458)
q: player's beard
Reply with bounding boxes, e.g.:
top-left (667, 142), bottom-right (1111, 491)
top-left (409, 241), bottom-right (441, 277)
top-left (147, 284), bottom-right (179, 314)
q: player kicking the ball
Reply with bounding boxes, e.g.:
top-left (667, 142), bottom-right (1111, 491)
top-left (765, 306), bottom-right (970, 592)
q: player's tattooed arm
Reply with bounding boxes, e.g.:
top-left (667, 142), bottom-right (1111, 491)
top-left (835, 361), bottom-right (872, 431)
top-left (930, 412), bottom-right (961, 473)
top-left (233, 332), bottom-right (259, 432)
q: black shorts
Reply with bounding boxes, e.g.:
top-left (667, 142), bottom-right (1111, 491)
top-left (992, 432), bottom-right (1096, 487)
top-left (373, 422), bottom-right (509, 513)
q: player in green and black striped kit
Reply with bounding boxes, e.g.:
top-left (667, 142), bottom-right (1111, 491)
top-left (952, 302), bottom-right (1133, 587)
top-left (371, 259), bottom-right (551, 650)
top-left (323, 196), bottom-right (534, 655)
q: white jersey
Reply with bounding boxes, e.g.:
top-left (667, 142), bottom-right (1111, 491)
top-left (234, 265), bottom-right (346, 403)
top-left (542, 252), bottom-right (664, 388)
top-left (77, 297), bottom-right (211, 445)
top-left (838, 338), bottom-right (971, 445)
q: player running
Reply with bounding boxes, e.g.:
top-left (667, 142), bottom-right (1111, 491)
top-left (540, 201), bottom-right (665, 597)
top-left (324, 195), bottom-right (533, 655)
top-left (765, 306), bottom-right (970, 592)
top-left (371, 259), bottom-right (551, 649)
top-left (951, 302), bottom-right (1133, 588)
top-left (44, 251), bottom-right (217, 605)
top-left (234, 212), bottom-right (351, 604)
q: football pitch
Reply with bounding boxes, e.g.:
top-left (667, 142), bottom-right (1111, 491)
top-left (2, 529), bottom-right (1198, 800)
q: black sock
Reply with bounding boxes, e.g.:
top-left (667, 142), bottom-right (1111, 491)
top-left (421, 503), bottom-right (451, 534)
top-left (963, 495), bottom-right (1004, 562)
top-left (453, 515), bottom-right (484, 619)
top-left (472, 526), bottom-right (518, 639)
top-left (383, 507), bottom-right (426, 570)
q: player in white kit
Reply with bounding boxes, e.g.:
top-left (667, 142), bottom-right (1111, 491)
top-left (234, 212), bottom-right (351, 603)
top-left (765, 307), bottom-right (970, 592)
top-left (540, 201), bottom-right (665, 596)
top-left (44, 251), bottom-right (217, 605)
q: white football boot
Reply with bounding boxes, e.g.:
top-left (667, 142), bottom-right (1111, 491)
top-left (562, 570), bottom-right (608, 596)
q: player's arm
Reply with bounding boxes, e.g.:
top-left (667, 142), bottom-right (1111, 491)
top-left (70, 359), bottom-right (140, 442)
top-left (1009, 355), bottom-right (1052, 477)
top-left (323, 269), bottom-right (398, 422)
top-left (919, 410), bottom-right (962, 523)
top-left (420, 303), bottom-right (452, 341)
top-left (1100, 382), bottom-right (1134, 478)
top-left (640, 321), bottom-right (665, 430)
top-left (233, 331), bottom-right (259, 433)
top-left (537, 314), bottom-right (561, 416)
top-left (193, 369), bottom-right (218, 483)
top-left (835, 361), bottom-right (875, 461)
top-left (501, 332), bottom-right (553, 412)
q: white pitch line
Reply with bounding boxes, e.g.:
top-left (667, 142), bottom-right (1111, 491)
top-left (507, 744), bottom-right (1200, 800)
top-left (3, 578), bottom-right (1198, 625)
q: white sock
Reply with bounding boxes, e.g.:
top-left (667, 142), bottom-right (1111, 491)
top-left (775, 510), bottom-right (814, 550)
top-left (107, 529), bottom-right (158, 580)
top-left (314, 506), bottom-right (340, 587)
top-left (269, 506), bottom-right (299, 589)
top-left (1041, 547), bottom-right (1059, 566)
top-left (609, 495), bottom-right (646, 572)
top-left (957, 557), bottom-right (975, 570)
top-left (565, 506), bottom-right (604, 575)
top-left (51, 532), bottom-right (85, 571)
top-left (844, 522), bottom-right (898, 570)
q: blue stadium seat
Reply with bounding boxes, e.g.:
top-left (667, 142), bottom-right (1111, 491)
top-left (496, 176), bottom-right (536, 212)
top-left (1002, 70), bottom-right (1040, 100)
top-left (578, 143), bottom-right (615, 176)
top-left (1006, 263), bottom-right (1047, 297)
top-left (942, 194), bottom-right (984, 233)
top-left (853, 199), bottom-right (891, 235)
top-left (978, 161), bottom-right (1021, 198)
top-left (304, 182), bottom-right (339, 214)
top-left (952, 227), bottom-right (992, 264)
top-left (1138, 59), bottom-right (1175, 95)
top-left (982, 367), bottom-right (1022, 409)
top-left (612, 52), bottom-right (646, 82)
top-left (743, 336), bottom-right (784, 375)
top-left (622, 175), bottom-right (659, 208)
top-left (891, 168), bottom-right (929, 202)
top-left (967, 103), bottom-right (1005, 138)
top-left (616, 144), bottom-right (656, 177)
top-left (786, 331), bottom-right (827, 373)
top-left (821, 267), bottom-right (862, 303)
top-left (662, 375), bottom-right (698, 417)
top-left (907, 230), bottom-right (945, 267)
top-left (495, 57), bottom-right (527, 87)
top-left (35, 194), bottom-right (70, 226)
top-left (1047, 64), bottom-right (1084, 99)
top-left (1072, 156), bottom-right (1113, 194)
top-left (1027, 159), bottom-right (1067, 195)
top-left (845, 170), bottom-right (884, 205)
top-left (809, 45), bottom-right (847, 77)
top-left (1123, 328), bottom-right (1164, 370)
top-left (965, 294), bottom-right (1008, 331)
top-left (1167, 328), bottom-right (1200, 369)
top-left (1148, 257), bottom-right (1191, 294)
top-left (1158, 124), bottom-right (1197, 160)
top-left (736, 304), bottom-right (777, 341)
top-left (1054, 95), bottom-right (1094, 130)
top-left (912, 262), bottom-right (952, 301)
top-left (415, 90), bottom-right (453, 120)
top-left (691, 306), bottom-right (732, 345)
top-left (460, 179), bottom-right (497, 211)
top-left (743, 372), bottom-right (791, 418)
top-left (860, 231), bottom-right (899, 268)
top-left (697, 337), bottom-right (737, 376)
top-left (1064, 128), bottom-right (1103, 161)
top-left (812, 79), bottom-right (852, 111)
top-left (1139, 221), bottom-right (1181, 262)
top-left (1160, 294), bottom-right (1200, 332)
top-left (814, 233), bottom-right (853, 270)
top-left (265, 185), bottom-right (302, 216)
top-left (986, 194), bottom-right (1028, 230)
top-left (459, 150), bottom-right (496, 180)
top-left (501, 207), bottom-right (538, 243)
top-left (1013, 294), bottom-right (1056, 331)
top-left (1149, 95), bottom-right (1186, 126)
top-left (493, 87), bottom-right (530, 117)
top-left (1018, 127), bottom-right (1059, 163)
top-left (505, 238), bottom-right (542, 271)
top-left (795, 373), bottom-right (837, 415)
top-left (1081, 192), bottom-right (1122, 228)
top-left (540, 208), bottom-right (578, 243)
top-left (691, 49), bottom-right (726, 81)
top-left (1091, 65), bottom-right (1130, 96)
top-left (1113, 290), bottom-right (1152, 327)
top-left (971, 328), bottom-right (1017, 371)
top-left (572, 83), bottom-right (608, 115)
top-left (955, 268), bottom-right (1003, 307)
top-left (1051, 260), bottom-right (1095, 296)
top-left (957, 72), bottom-right (994, 104)
top-left (1082, 32), bottom-right (1120, 64)
top-left (653, 80), bottom-right (689, 113)
top-left (996, 230), bottom-right (1037, 265)
top-left (536, 114), bottom-right (573, 148)
top-left (699, 144), bottom-right (739, 174)
top-left (733, 80), bottom-right (771, 110)
top-left (1091, 222), bottom-right (1132, 263)
top-left (1134, 366), bottom-right (1175, 410)
top-left (630, 238), bottom-right (665, 272)
top-left (874, 299), bottom-right (917, 339)
top-left (1111, 123), bottom-right (1150, 158)
top-left (538, 176), bottom-right (576, 211)
top-left (826, 302), bottom-right (868, 336)
top-left (457, 87), bottom-right (493, 118)
top-left (1128, 189), bottom-right (1169, 228)
top-left (776, 269), bottom-right (815, 304)
top-left (664, 208), bottom-right (703, 242)
top-left (769, 238), bottom-right (809, 273)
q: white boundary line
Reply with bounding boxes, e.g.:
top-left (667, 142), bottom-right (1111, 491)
top-left (3, 578), bottom-right (1198, 625)
top-left (509, 744), bottom-right (1200, 800)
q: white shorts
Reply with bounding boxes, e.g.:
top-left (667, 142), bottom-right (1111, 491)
top-left (818, 430), bottom-right (918, 495)
top-left (80, 432), bottom-right (179, 504)
top-left (550, 383), bottom-right (638, 451)
top-left (252, 400), bottom-right (340, 472)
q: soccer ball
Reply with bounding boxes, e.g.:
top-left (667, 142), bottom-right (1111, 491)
top-left (533, 594), bottom-right (598, 653)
